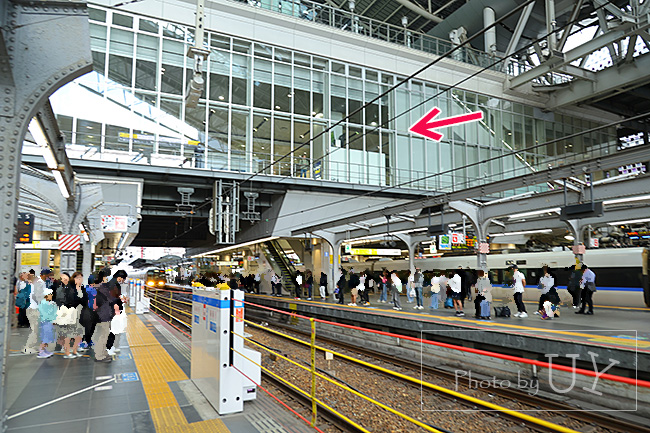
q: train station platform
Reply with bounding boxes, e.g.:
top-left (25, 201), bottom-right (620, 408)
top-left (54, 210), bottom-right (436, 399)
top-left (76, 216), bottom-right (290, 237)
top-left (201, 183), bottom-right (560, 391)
top-left (4, 311), bottom-right (313, 433)
top-left (246, 292), bottom-right (650, 375)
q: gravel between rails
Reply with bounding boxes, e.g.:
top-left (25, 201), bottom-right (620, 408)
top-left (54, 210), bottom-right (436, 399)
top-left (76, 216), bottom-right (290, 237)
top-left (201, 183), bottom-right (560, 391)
top-left (246, 323), bottom-right (617, 433)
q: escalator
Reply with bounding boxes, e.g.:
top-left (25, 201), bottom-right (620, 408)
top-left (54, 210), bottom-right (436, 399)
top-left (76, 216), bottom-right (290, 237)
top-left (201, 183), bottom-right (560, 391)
top-left (264, 240), bottom-right (299, 295)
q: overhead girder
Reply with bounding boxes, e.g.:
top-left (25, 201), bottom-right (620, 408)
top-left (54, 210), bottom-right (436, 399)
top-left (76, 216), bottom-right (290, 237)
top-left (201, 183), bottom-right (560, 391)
top-left (291, 144), bottom-right (650, 236)
top-left (545, 51), bottom-right (650, 108)
top-left (508, 20), bottom-right (643, 89)
top-left (333, 174), bottom-right (650, 241)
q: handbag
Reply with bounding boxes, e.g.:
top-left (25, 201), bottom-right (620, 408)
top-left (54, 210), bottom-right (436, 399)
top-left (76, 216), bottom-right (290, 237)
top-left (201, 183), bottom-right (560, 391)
top-left (16, 284), bottom-right (31, 309)
top-left (110, 312), bottom-right (128, 334)
top-left (54, 305), bottom-right (78, 325)
top-left (409, 287), bottom-right (416, 297)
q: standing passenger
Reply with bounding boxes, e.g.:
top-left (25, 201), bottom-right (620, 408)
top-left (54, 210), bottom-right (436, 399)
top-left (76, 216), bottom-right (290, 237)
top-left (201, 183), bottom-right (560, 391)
top-left (536, 266), bottom-right (554, 315)
top-left (305, 270), bottom-right (313, 300)
top-left (413, 268), bottom-right (424, 310)
top-left (390, 271), bottom-right (403, 311)
top-left (576, 264), bottom-right (596, 315)
top-left (511, 265), bottom-right (528, 318)
top-left (429, 271), bottom-right (441, 309)
top-left (379, 270), bottom-right (388, 303)
top-left (567, 264), bottom-right (582, 309)
top-left (476, 270), bottom-right (492, 320)
top-left (93, 272), bottom-right (118, 363)
top-left (406, 270), bottom-right (414, 304)
top-left (447, 271), bottom-right (463, 316)
top-left (37, 288), bottom-right (57, 359)
top-left (295, 272), bottom-right (303, 300)
top-left (24, 270), bottom-right (47, 354)
top-left (319, 272), bottom-right (328, 301)
top-left (336, 272), bottom-right (346, 305)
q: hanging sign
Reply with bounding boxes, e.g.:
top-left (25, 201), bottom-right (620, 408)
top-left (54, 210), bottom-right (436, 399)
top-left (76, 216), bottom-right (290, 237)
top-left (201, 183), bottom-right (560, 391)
top-left (451, 233), bottom-right (465, 244)
top-left (438, 234), bottom-right (451, 250)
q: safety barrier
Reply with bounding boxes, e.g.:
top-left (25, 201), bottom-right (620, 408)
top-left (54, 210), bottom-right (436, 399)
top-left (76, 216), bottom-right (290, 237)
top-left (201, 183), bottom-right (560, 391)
top-left (142, 287), bottom-right (193, 329)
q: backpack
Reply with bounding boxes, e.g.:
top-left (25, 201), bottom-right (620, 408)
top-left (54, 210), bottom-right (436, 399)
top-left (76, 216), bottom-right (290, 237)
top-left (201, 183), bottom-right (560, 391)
top-left (16, 284), bottom-right (31, 309)
top-left (494, 306), bottom-right (511, 317)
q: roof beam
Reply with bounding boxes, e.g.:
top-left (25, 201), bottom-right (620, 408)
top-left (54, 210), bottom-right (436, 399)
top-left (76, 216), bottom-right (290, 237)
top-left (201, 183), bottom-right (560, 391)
top-left (508, 21), bottom-right (639, 89)
top-left (291, 145), bottom-right (650, 235)
top-left (546, 51), bottom-right (650, 108)
top-left (393, 0), bottom-right (443, 23)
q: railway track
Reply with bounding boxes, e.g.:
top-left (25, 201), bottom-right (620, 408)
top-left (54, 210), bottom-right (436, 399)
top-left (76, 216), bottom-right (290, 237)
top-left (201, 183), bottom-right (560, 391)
top-left (248, 311), bottom-right (650, 433)
top-left (146, 289), bottom-right (648, 432)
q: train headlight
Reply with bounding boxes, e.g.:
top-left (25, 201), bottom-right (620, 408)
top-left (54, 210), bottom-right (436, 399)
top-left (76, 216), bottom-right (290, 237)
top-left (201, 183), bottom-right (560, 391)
top-left (147, 281), bottom-right (154, 287)
top-left (158, 281), bottom-right (165, 286)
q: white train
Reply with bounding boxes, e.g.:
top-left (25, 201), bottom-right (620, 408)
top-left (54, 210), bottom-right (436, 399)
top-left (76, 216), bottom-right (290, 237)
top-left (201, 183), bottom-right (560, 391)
top-left (342, 247), bottom-right (649, 308)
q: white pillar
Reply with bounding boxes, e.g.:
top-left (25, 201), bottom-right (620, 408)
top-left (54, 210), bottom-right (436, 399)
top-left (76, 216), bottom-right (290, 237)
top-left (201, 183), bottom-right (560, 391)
top-left (483, 7), bottom-right (497, 55)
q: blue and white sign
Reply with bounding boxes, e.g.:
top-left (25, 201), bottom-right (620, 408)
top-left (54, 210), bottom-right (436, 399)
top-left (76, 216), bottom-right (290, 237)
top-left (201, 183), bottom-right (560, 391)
top-left (438, 233), bottom-right (451, 250)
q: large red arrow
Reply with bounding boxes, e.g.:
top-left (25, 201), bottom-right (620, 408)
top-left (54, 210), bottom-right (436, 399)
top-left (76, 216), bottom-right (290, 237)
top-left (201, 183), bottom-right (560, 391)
top-left (409, 107), bottom-right (483, 141)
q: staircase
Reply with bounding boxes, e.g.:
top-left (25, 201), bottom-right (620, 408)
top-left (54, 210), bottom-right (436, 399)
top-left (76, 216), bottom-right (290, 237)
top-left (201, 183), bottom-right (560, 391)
top-left (264, 240), bottom-right (299, 295)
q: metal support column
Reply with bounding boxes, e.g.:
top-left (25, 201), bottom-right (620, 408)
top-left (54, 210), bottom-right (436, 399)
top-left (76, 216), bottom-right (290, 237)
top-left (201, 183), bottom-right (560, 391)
top-left (449, 201), bottom-right (490, 271)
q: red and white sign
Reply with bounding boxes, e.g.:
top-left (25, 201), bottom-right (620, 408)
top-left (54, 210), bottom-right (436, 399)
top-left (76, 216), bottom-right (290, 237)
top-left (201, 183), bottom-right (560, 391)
top-left (451, 233), bottom-right (465, 244)
top-left (478, 242), bottom-right (490, 254)
top-left (410, 107), bottom-right (483, 142)
top-left (572, 244), bottom-right (586, 255)
top-left (59, 234), bottom-right (80, 251)
top-left (101, 215), bottom-right (128, 232)
top-left (589, 238), bottom-right (599, 248)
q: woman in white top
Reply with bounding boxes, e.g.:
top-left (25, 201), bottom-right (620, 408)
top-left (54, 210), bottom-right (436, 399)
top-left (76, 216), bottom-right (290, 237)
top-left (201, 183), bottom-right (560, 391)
top-left (510, 265), bottom-right (528, 318)
top-left (447, 272), bottom-right (464, 316)
top-left (475, 270), bottom-right (492, 320)
top-left (429, 272), bottom-right (441, 309)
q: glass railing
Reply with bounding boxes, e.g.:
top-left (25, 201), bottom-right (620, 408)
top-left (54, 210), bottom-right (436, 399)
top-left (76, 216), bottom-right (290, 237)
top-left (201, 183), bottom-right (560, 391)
top-left (229, 0), bottom-right (499, 71)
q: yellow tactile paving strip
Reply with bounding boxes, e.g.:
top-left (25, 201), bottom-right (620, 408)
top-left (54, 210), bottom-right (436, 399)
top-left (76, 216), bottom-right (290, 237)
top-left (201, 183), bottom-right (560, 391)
top-left (127, 313), bottom-right (231, 433)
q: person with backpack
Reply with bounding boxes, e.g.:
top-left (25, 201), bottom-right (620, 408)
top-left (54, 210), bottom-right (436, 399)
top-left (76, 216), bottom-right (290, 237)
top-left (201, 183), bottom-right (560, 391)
top-left (93, 269), bottom-right (119, 363)
top-left (348, 270), bottom-right (360, 306)
top-left (24, 270), bottom-right (47, 354)
top-left (15, 272), bottom-right (31, 328)
top-left (447, 271), bottom-right (463, 316)
top-left (79, 274), bottom-right (99, 352)
top-left (336, 272), bottom-right (346, 305)
top-left (566, 264), bottom-right (582, 309)
top-left (361, 271), bottom-right (372, 306)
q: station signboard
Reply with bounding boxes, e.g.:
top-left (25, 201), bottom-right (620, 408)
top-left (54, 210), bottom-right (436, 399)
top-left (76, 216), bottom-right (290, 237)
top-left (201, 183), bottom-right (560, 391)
top-left (349, 248), bottom-right (401, 256)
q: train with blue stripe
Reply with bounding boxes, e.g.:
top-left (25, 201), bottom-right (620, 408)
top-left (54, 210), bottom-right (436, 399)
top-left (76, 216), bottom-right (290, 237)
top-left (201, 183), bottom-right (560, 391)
top-left (343, 247), bottom-right (649, 308)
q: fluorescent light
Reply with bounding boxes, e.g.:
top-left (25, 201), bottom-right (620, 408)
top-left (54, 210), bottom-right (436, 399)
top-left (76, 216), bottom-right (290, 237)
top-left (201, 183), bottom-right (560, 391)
top-left (490, 229), bottom-right (552, 237)
top-left (564, 235), bottom-right (575, 241)
top-left (28, 119), bottom-right (58, 169)
top-left (51, 170), bottom-right (70, 199)
top-left (191, 236), bottom-right (279, 258)
top-left (607, 218), bottom-right (650, 226)
top-left (508, 208), bottom-right (561, 219)
top-left (604, 195), bottom-right (650, 205)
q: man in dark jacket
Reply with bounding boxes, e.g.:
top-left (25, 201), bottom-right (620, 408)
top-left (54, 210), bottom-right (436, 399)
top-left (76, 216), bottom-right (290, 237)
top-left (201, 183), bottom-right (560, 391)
top-left (93, 275), bottom-right (119, 363)
top-left (106, 270), bottom-right (127, 356)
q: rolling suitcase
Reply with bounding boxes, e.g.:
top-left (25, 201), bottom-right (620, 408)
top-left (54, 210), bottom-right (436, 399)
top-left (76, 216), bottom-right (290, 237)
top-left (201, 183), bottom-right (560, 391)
top-left (480, 300), bottom-right (490, 318)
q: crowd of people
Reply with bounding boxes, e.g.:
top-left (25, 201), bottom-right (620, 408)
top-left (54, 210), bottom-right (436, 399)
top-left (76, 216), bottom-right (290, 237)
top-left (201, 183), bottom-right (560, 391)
top-left (180, 262), bottom-right (598, 322)
top-left (13, 267), bottom-right (129, 362)
top-left (280, 263), bottom-right (598, 321)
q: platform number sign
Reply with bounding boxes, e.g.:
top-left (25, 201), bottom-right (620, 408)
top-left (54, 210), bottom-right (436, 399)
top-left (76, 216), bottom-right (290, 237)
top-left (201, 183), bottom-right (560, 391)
top-left (16, 213), bottom-right (34, 243)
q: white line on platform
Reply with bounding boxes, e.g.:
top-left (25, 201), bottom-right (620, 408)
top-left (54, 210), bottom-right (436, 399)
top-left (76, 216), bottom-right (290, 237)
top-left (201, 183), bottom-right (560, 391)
top-left (6, 377), bottom-right (116, 420)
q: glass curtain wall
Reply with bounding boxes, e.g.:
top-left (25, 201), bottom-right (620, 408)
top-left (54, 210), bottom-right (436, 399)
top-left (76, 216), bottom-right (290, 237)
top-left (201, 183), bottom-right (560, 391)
top-left (50, 4), bottom-right (619, 194)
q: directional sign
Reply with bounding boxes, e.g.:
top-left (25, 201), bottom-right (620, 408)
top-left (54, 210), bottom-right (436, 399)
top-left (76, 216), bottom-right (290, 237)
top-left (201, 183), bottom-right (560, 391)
top-left (409, 107), bottom-right (483, 141)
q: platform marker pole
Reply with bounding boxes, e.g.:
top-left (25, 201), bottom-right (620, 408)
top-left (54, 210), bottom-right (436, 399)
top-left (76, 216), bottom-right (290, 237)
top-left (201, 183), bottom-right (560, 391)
top-left (310, 318), bottom-right (317, 427)
top-left (168, 293), bottom-right (173, 324)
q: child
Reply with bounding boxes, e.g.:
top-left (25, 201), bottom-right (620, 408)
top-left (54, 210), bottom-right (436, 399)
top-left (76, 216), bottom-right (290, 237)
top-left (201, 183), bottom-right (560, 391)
top-left (37, 288), bottom-right (57, 359)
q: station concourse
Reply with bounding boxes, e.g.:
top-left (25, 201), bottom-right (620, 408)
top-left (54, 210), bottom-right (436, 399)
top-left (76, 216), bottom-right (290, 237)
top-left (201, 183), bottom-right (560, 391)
top-left (2, 0), bottom-right (650, 431)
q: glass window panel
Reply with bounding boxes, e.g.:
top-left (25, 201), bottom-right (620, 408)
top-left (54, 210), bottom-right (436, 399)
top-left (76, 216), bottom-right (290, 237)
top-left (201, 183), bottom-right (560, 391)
top-left (56, 115), bottom-right (73, 140)
top-left (159, 96), bottom-right (182, 123)
top-left (254, 43), bottom-right (273, 58)
top-left (294, 88), bottom-right (310, 116)
top-left (232, 53), bottom-right (249, 106)
top-left (313, 71), bottom-right (324, 118)
top-left (109, 28), bottom-right (133, 57)
top-left (162, 23), bottom-right (185, 40)
top-left (254, 59), bottom-right (272, 109)
top-left (139, 18), bottom-right (159, 34)
top-left (348, 98), bottom-right (362, 125)
top-left (366, 70), bottom-right (378, 82)
top-left (312, 56), bottom-right (327, 70)
top-left (412, 137), bottom-right (425, 188)
top-left (112, 13), bottom-right (133, 28)
top-left (88, 7), bottom-right (106, 22)
top-left (274, 80), bottom-right (292, 113)
top-left (366, 129), bottom-right (381, 185)
top-left (90, 24), bottom-right (107, 51)
top-left (136, 34), bottom-right (158, 61)
top-left (396, 88), bottom-right (409, 131)
top-left (252, 113), bottom-right (272, 174)
top-left (92, 51), bottom-right (106, 74)
top-left (348, 126), bottom-right (364, 183)
top-left (211, 33), bottom-right (230, 50)
top-left (454, 144), bottom-right (467, 188)
top-left (312, 121), bottom-right (327, 180)
top-left (380, 86), bottom-right (390, 129)
top-left (382, 131), bottom-right (392, 186)
top-left (395, 134), bottom-right (410, 185)
top-left (381, 73), bottom-right (393, 85)
top-left (273, 116), bottom-right (292, 176)
top-left (207, 106), bottom-right (229, 170)
top-left (231, 109), bottom-right (250, 171)
top-left (130, 128), bottom-right (154, 163)
top-left (426, 140), bottom-right (439, 189)
top-left (331, 62), bottom-right (345, 74)
top-left (349, 66), bottom-right (362, 78)
top-left (183, 103), bottom-right (206, 168)
top-left (294, 52), bottom-right (311, 67)
top-left (105, 124), bottom-right (130, 152)
top-left (439, 141), bottom-right (452, 190)
top-left (135, 60), bottom-right (157, 91)
top-left (108, 54), bottom-right (132, 85)
top-left (331, 93), bottom-right (345, 121)
top-left (161, 64), bottom-right (183, 94)
top-left (233, 38), bottom-right (251, 54)
top-left (75, 119), bottom-right (101, 148)
top-left (209, 73), bottom-right (229, 103)
top-left (161, 39), bottom-right (184, 65)
top-left (274, 47), bottom-right (291, 63)
top-left (513, 116), bottom-right (524, 150)
top-left (294, 119), bottom-right (311, 177)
